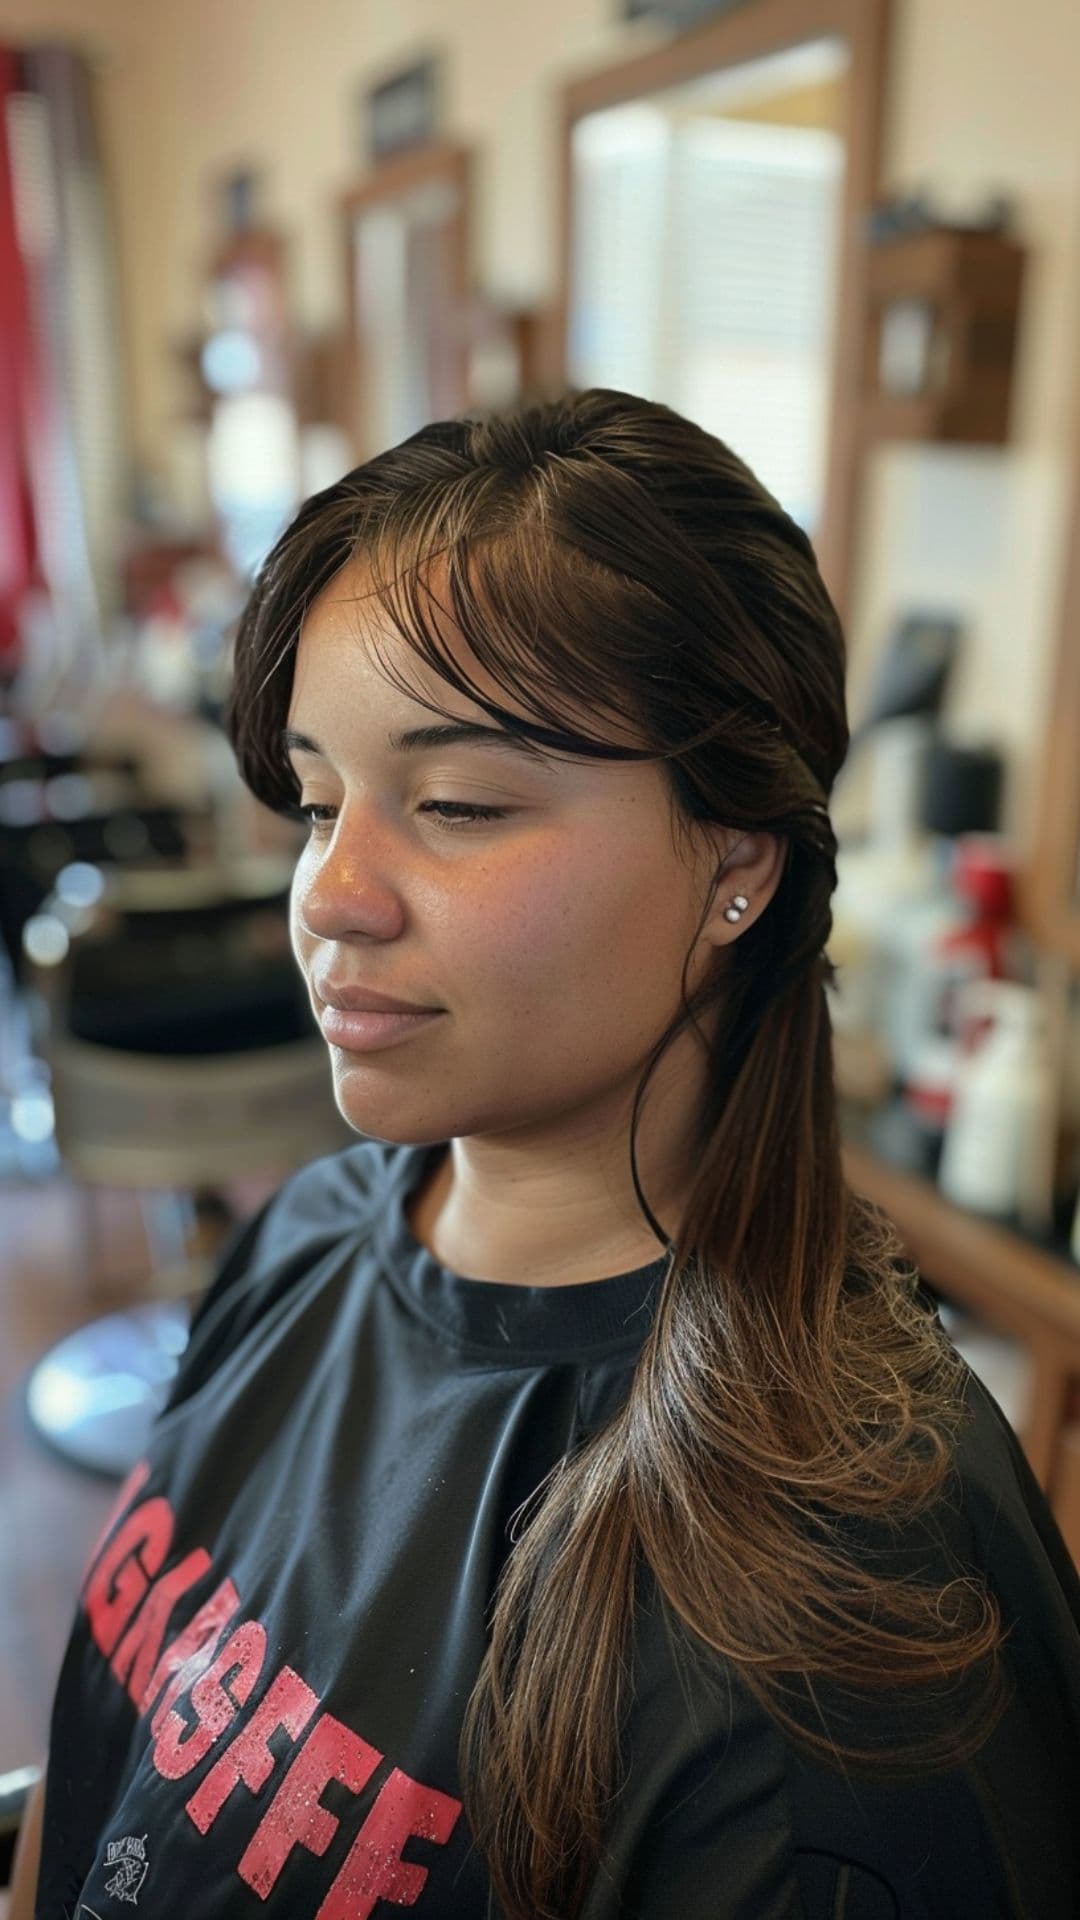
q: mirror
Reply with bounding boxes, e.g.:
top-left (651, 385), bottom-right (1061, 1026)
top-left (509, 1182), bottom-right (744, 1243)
top-left (200, 230), bottom-right (302, 580)
top-left (343, 144), bottom-right (472, 460)
top-left (556, 0), bottom-right (891, 622)
top-left (567, 36), bottom-right (847, 548)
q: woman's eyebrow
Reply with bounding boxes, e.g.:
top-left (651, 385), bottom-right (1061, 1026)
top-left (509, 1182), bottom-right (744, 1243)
top-left (280, 722), bottom-right (551, 763)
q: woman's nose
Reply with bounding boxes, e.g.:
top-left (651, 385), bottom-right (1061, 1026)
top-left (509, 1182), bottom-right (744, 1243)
top-left (292, 816), bottom-right (408, 941)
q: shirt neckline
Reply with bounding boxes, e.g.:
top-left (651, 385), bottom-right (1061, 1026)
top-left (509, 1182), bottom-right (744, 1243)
top-left (374, 1139), bottom-right (671, 1359)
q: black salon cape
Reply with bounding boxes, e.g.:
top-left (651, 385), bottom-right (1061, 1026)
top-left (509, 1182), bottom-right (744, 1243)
top-left (37, 1137), bottom-right (1080, 1919)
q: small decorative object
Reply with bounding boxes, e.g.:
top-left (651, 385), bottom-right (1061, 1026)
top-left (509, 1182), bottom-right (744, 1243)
top-left (221, 168), bottom-right (261, 237)
top-left (363, 54), bottom-right (442, 163)
top-left (877, 297), bottom-right (940, 399)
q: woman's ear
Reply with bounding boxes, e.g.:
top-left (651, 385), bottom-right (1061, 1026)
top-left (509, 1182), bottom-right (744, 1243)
top-left (707, 830), bottom-right (787, 942)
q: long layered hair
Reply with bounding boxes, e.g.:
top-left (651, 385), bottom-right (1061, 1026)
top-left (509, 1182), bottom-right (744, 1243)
top-left (226, 388), bottom-right (1008, 1920)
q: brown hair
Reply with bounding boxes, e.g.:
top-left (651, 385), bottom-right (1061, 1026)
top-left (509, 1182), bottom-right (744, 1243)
top-left (226, 387), bottom-right (1009, 1920)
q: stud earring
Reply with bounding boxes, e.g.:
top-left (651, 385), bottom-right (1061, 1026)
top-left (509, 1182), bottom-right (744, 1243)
top-left (723, 893), bottom-right (749, 924)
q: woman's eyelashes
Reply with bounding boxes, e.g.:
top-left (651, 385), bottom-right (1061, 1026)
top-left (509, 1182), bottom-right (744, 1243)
top-left (297, 799), bottom-right (510, 834)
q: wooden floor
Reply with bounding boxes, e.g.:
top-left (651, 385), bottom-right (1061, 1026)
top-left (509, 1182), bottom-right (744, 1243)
top-left (0, 1170), bottom-right (275, 1778)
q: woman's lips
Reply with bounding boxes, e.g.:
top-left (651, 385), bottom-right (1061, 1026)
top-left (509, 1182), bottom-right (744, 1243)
top-left (319, 1005), bottom-right (445, 1051)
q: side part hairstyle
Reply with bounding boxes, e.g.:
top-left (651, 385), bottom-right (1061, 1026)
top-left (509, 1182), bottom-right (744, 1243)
top-left (226, 388), bottom-right (1009, 1920)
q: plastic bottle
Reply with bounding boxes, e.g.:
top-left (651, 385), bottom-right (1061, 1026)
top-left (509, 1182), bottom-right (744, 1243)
top-left (881, 834), bottom-right (1018, 1086)
top-left (931, 835), bottom-right (1018, 1027)
top-left (937, 979), bottom-right (1059, 1235)
top-left (899, 1032), bottom-right (958, 1180)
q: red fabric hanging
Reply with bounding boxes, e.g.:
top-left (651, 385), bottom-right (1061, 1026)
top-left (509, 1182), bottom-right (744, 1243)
top-left (0, 45), bottom-right (44, 670)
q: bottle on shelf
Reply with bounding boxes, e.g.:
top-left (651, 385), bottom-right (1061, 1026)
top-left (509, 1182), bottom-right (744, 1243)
top-left (937, 977), bottom-right (1059, 1236)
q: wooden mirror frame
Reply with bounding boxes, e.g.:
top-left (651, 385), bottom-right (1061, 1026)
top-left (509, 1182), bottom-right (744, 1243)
top-left (548, 0), bottom-right (893, 628)
top-left (340, 140), bottom-right (473, 458)
top-left (1017, 443), bottom-right (1080, 972)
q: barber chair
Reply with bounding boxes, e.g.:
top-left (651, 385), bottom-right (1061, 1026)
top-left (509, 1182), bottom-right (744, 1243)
top-left (18, 855), bottom-right (354, 1479)
top-left (0, 770), bottom-right (192, 984)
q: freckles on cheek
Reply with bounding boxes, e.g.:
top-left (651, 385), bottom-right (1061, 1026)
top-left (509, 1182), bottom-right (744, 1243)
top-left (487, 864), bottom-right (600, 985)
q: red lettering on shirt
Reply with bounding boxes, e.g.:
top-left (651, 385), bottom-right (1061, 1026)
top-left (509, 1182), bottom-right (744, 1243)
top-left (316, 1768), bottom-right (463, 1919)
top-left (185, 1664), bottom-right (319, 1835)
top-left (152, 1619), bottom-right (267, 1781)
top-left (78, 1475), bottom-right (465, 1911)
top-left (144, 1576), bottom-right (241, 1724)
top-left (84, 1497), bottom-right (173, 1658)
top-left (237, 1713), bottom-right (384, 1899)
top-left (79, 1459), bottom-right (151, 1591)
top-left (110, 1547), bottom-right (212, 1707)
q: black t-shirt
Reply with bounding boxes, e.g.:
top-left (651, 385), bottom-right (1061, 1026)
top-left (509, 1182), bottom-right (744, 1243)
top-left (38, 1138), bottom-right (1080, 1918)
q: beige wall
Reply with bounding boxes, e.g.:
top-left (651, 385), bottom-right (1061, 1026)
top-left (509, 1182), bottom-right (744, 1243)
top-left (10, 0), bottom-right (662, 498)
top-left (4, 0), bottom-right (1079, 846)
top-left (844, 0), bottom-right (1080, 843)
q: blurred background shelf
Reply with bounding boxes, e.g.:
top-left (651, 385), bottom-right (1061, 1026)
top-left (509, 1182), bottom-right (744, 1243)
top-left (841, 1134), bottom-right (1080, 1566)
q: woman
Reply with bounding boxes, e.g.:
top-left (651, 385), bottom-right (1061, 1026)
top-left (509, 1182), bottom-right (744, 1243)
top-left (19, 388), bottom-right (1080, 1919)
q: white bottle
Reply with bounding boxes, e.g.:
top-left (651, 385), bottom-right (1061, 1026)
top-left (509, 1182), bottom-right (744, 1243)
top-left (937, 979), bottom-right (1058, 1235)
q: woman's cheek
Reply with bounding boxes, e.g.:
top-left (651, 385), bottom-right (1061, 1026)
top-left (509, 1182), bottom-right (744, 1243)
top-left (486, 880), bottom-right (599, 992)
top-left (288, 876), bottom-right (311, 968)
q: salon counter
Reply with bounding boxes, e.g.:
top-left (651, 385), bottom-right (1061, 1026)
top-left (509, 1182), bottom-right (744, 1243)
top-left (841, 1136), bottom-right (1080, 1569)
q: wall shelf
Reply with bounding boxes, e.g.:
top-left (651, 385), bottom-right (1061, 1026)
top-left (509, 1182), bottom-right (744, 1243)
top-left (859, 226), bottom-right (1026, 443)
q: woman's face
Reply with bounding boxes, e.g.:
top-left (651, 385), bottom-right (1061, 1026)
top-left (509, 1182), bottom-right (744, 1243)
top-left (285, 559), bottom-right (747, 1169)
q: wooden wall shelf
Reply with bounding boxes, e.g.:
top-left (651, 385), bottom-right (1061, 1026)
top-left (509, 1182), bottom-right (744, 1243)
top-left (859, 226), bottom-right (1025, 443)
